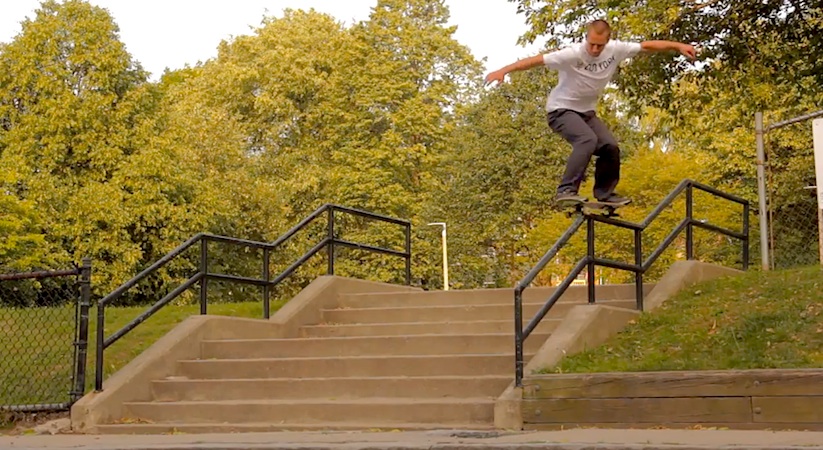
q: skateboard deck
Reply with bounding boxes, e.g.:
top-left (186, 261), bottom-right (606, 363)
top-left (558, 199), bottom-right (625, 217)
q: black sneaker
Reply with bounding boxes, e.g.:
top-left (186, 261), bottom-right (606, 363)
top-left (555, 191), bottom-right (587, 206)
top-left (596, 193), bottom-right (632, 206)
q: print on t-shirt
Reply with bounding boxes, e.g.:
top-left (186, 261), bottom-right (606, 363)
top-left (583, 55), bottom-right (616, 73)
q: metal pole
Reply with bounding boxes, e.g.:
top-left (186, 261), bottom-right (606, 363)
top-left (755, 112), bottom-right (770, 270)
top-left (262, 247), bottom-right (271, 319)
top-left (586, 218), bottom-right (595, 304)
top-left (94, 301), bottom-right (105, 392)
top-left (442, 225), bottom-right (449, 291)
top-left (199, 238), bottom-right (208, 314)
top-left (428, 222), bottom-right (449, 290)
top-left (634, 231), bottom-right (644, 311)
top-left (404, 224), bottom-right (412, 285)
top-left (514, 287), bottom-right (524, 387)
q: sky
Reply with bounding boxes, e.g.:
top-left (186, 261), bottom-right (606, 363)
top-left (0, 0), bottom-right (544, 81)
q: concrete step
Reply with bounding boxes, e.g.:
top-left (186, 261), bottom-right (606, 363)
top-left (300, 319), bottom-right (560, 337)
top-left (322, 299), bottom-right (636, 324)
top-left (337, 284), bottom-right (650, 309)
top-left (151, 376), bottom-right (512, 401)
top-left (94, 421), bottom-right (494, 434)
top-left (199, 333), bottom-right (551, 359)
top-left (123, 398), bottom-right (495, 425)
top-left (178, 353), bottom-right (533, 379)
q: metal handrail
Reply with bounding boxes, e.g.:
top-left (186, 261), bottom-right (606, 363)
top-left (514, 179), bottom-right (750, 386)
top-left (94, 204), bottom-right (412, 391)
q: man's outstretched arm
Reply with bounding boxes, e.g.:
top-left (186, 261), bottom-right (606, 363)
top-left (484, 54), bottom-right (545, 85)
top-left (640, 40), bottom-right (697, 60)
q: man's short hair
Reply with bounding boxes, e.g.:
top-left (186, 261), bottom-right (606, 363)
top-left (587, 19), bottom-right (611, 36)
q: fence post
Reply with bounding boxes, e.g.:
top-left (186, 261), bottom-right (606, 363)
top-left (755, 112), bottom-right (771, 270)
top-left (95, 300), bottom-right (105, 392)
top-left (72, 258), bottom-right (92, 402)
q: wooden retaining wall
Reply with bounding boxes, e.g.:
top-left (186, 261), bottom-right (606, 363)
top-left (522, 369), bottom-right (823, 430)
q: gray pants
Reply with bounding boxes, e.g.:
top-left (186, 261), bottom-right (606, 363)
top-left (547, 109), bottom-right (620, 200)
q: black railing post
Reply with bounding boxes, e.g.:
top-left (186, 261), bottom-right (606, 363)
top-left (95, 300), bottom-right (105, 392)
top-left (72, 258), bottom-right (92, 402)
top-left (199, 237), bottom-right (208, 315)
top-left (405, 223), bottom-right (412, 285)
top-left (327, 207), bottom-right (335, 276)
top-left (686, 184), bottom-right (694, 260)
top-left (263, 247), bottom-right (271, 319)
top-left (742, 202), bottom-right (750, 270)
top-left (634, 231), bottom-right (644, 311)
top-left (587, 217), bottom-right (596, 304)
top-left (514, 285), bottom-right (524, 387)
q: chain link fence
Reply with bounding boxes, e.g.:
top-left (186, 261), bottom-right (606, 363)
top-left (0, 260), bottom-right (91, 412)
top-left (764, 112), bottom-right (822, 270)
top-left (769, 185), bottom-right (820, 269)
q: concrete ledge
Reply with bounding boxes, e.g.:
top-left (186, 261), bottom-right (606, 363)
top-left (494, 261), bottom-right (744, 431)
top-left (71, 276), bottom-right (419, 433)
top-left (644, 260), bottom-right (741, 312)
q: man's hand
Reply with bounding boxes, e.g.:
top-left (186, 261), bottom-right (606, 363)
top-left (484, 70), bottom-right (507, 86)
top-left (679, 43), bottom-right (697, 61)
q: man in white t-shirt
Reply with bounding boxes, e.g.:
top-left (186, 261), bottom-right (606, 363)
top-left (485, 20), bottom-right (696, 207)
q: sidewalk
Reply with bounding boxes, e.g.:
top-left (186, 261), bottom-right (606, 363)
top-left (5, 428), bottom-right (823, 450)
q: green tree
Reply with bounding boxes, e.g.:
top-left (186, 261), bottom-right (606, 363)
top-left (328, 0), bottom-right (484, 286)
top-left (0, 161), bottom-right (48, 271)
top-left (167, 2), bottom-right (484, 288)
top-left (0, 0), bottom-right (211, 296)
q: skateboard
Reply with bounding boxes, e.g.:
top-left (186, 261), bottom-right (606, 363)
top-left (558, 199), bottom-right (626, 218)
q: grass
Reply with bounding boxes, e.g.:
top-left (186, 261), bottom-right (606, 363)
top-left (542, 265), bottom-right (823, 374)
top-left (0, 300), bottom-right (280, 409)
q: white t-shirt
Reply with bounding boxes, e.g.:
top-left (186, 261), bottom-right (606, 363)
top-left (542, 40), bottom-right (642, 112)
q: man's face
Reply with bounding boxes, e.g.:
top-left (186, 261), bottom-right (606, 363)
top-left (585, 31), bottom-right (610, 57)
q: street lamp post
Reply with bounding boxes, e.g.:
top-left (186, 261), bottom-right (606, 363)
top-left (428, 222), bottom-right (449, 291)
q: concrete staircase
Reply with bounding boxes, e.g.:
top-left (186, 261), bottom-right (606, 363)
top-left (94, 285), bottom-right (642, 433)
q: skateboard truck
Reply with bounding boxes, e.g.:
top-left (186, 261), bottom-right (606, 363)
top-left (559, 200), bottom-right (623, 218)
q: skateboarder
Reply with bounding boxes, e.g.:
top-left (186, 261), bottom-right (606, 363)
top-left (484, 19), bottom-right (696, 208)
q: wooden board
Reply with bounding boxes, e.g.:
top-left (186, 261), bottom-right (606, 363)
top-left (753, 396), bottom-right (823, 423)
top-left (522, 397), bottom-right (751, 424)
top-left (523, 369), bottom-right (823, 399)
top-left (524, 422), bottom-right (823, 432)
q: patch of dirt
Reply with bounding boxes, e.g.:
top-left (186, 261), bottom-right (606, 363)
top-left (0, 411), bottom-right (71, 435)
